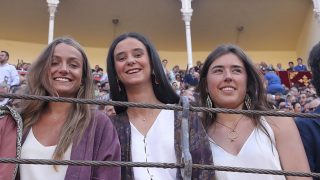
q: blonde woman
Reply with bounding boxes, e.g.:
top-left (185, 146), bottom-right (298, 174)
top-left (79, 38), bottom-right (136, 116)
top-left (19, 37), bottom-right (120, 180)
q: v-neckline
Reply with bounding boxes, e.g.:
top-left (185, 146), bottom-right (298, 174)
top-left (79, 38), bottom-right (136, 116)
top-left (30, 128), bottom-right (57, 148)
top-left (129, 110), bottom-right (163, 137)
top-left (209, 128), bottom-right (256, 157)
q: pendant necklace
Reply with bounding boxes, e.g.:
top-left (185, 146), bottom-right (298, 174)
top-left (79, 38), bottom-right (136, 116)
top-left (215, 115), bottom-right (244, 142)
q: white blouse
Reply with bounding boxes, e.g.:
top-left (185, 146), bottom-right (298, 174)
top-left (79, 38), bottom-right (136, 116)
top-left (209, 118), bottom-right (286, 180)
top-left (20, 128), bottom-right (72, 180)
top-left (130, 109), bottom-right (177, 180)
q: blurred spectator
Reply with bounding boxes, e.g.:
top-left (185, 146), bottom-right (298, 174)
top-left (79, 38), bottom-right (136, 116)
top-left (105, 105), bottom-right (116, 116)
top-left (165, 65), bottom-right (179, 84)
top-left (278, 101), bottom-right (287, 111)
top-left (286, 94), bottom-right (297, 105)
top-left (276, 63), bottom-right (285, 71)
top-left (184, 67), bottom-right (199, 87)
top-left (98, 80), bottom-right (110, 101)
top-left (293, 58), bottom-right (308, 71)
top-left (0, 81), bottom-right (10, 106)
top-left (262, 67), bottom-right (285, 94)
top-left (94, 64), bottom-right (100, 72)
top-left (97, 105), bottom-right (116, 117)
top-left (93, 67), bottom-right (104, 80)
top-left (194, 60), bottom-right (203, 73)
top-left (292, 102), bottom-right (302, 113)
top-left (307, 98), bottom-right (320, 112)
top-left (171, 81), bottom-right (181, 95)
top-left (0, 50), bottom-right (20, 87)
top-left (274, 92), bottom-right (284, 108)
top-left (7, 84), bottom-right (26, 109)
top-left (181, 87), bottom-right (195, 102)
top-left (266, 94), bottom-right (277, 109)
top-left (267, 64), bottom-right (275, 71)
top-left (299, 93), bottom-right (308, 110)
top-left (287, 61), bottom-right (294, 71)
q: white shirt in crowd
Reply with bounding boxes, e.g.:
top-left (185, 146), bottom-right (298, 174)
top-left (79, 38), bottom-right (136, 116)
top-left (0, 63), bottom-right (20, 86)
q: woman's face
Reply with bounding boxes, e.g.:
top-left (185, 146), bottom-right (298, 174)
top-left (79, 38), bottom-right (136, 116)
top-left (206, 53), bottom-right (247, 109)
top-left (113, 37), bottom-right (151, 87)
top-left (50, 43), bottom-right (83, 97)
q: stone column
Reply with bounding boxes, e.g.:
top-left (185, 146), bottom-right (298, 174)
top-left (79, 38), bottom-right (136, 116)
top-left (180, 0), bottom-right (194, 69)
top-left (313, 0), bottom-right (320, 23)
top-left (47, 0), bottom-right (60, 43)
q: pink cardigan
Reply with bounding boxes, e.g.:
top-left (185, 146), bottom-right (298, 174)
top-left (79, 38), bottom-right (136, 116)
top-left (0, 115), bottom-right (17, 180)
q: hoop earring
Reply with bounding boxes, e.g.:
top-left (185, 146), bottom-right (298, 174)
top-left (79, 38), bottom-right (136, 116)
top-left (244, 94), bottom-right (251, 110)
top-left (206, 95), bottom-right (213, 118)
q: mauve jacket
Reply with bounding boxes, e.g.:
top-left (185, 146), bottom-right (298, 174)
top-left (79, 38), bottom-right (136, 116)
top-left (0, 106), bottom-right (23, 180)
top-left (0, 115), bottom-right (17, 180)
top-left (19, 110), bottom-right (121, 180)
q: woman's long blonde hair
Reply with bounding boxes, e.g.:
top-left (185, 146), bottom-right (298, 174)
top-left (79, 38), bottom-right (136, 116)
top-left (20, 37), bottom-right (94, 161)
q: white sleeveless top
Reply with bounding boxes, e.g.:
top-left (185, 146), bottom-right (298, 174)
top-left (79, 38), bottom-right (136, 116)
top-left (20, 128), bottom-right (72, 180)
top-left (130, 109), bottom-right (177, 180)
top-left (209, 118), bottom-right (286, 180)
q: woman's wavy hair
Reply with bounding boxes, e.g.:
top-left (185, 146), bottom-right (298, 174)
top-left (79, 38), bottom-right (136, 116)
top-left (197, 44), bottom-right (269, 131)
top-left (106, 32), bottom-right (179, 114)
top-left (20, 36), bottom-right (94, 162)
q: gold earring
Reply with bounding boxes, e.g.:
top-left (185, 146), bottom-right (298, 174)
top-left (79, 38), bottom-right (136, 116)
top-left (244, 94), bottom-right (251, 110)
top-left (206, 95), bottom-right (213, 118)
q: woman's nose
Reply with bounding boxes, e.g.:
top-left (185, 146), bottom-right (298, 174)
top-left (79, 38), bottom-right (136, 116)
top-left (224, 70), bottom-right (233, 82)
top-left (59, 63), bottom-right (69, 74)
top-left (126, 55), bottom-right (136, 65)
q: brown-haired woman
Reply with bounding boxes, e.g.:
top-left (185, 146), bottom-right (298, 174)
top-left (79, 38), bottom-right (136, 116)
top-left (197, 44), bottom-right (310, 180)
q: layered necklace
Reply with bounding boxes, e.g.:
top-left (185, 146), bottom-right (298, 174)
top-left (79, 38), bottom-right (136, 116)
top-left (215, 115), bottom-right (244, 142)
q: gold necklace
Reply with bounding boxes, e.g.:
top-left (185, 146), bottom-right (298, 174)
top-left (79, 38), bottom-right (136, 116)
top-left (215, 115), bottom-right (244, 142)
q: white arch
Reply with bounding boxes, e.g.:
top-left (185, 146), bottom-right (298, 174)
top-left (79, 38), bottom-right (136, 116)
top-left (180, 0), bottom-right (194, 68)
top-left (46, 0), bottom-right (60, 43)
top-left (312, 0), bottom-right (320, 22)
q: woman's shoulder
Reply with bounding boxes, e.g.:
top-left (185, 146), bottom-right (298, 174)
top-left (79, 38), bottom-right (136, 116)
top-left (91, 110), bottom-right (113, 126)
top-left (88, 110), bottom-right (119, 142)
top-left (264, 115), bottom-right (294, 127)
top-left (263, 116), bottom-right (297, 138)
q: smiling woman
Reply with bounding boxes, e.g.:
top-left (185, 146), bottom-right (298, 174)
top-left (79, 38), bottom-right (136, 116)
top-left (17, 37), bottom-right (121, 180)
top-left (50, 43), bottom-right (83, 98)
top-left (197, 44), bottom-right (311, 180)
top-left (107, 32), bottom-right (214, 180)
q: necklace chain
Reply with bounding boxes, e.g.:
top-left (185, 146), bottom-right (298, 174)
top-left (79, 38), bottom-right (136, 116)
top-left (215, 115), bottom-right (244, 142)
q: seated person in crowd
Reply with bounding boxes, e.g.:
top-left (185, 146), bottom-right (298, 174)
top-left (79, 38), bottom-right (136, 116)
top-left (287, 61), bottom-right (294, 71)
top-left (262, 67), bottom-right (285, 95)
top-left (294, 58), bottom-right (308, 71)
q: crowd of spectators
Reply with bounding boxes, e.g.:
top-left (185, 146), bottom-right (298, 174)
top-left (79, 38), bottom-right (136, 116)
top-left (158, 58), bottom-right (318, 116)
top-left (0, 50), bottom-right (318, 117)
